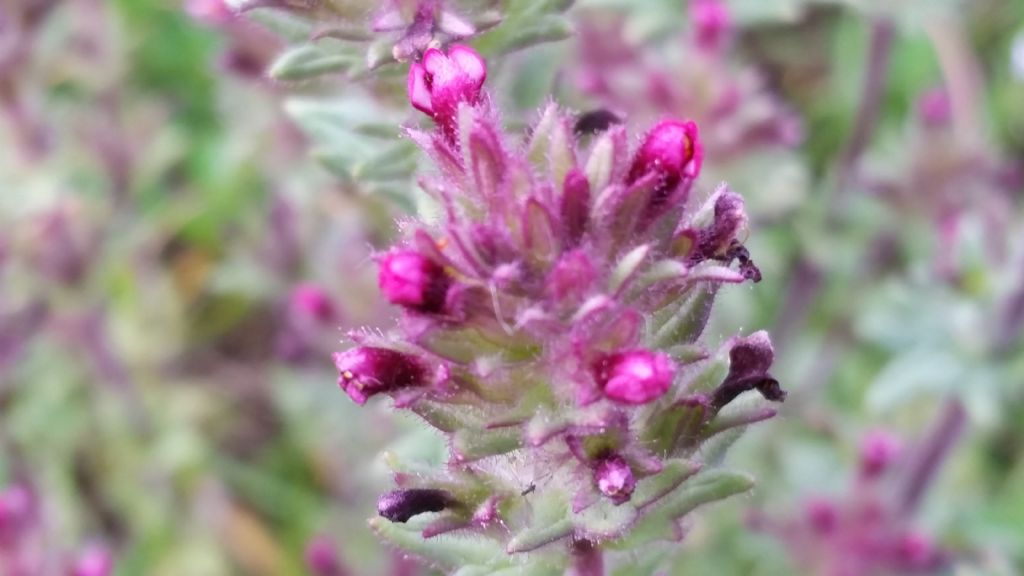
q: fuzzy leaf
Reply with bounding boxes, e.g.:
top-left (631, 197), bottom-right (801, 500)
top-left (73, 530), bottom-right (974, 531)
top-left (451, 428), bottom-right (523, 462)
top-left (609, 244), bottom-right (650, 295)
top-left (506, 518), bottom-right (574, 553)
top-left (631, 459), bottom-right (703, 509)
top-left (269, 43), bottom-right (359, 81)
top-left (652, 286), bottom-right (717, 348)
top-left (370, 517), bottom-right (506, 568)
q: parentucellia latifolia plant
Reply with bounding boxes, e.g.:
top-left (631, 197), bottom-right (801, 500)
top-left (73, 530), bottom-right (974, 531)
top-left (332, 43), bottom-right (786, 575)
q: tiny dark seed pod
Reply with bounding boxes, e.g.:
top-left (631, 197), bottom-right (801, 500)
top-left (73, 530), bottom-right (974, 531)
top-left (574, 109), bottom-right (623, 136)
top-left (377, 489), bottom-right (452, 523)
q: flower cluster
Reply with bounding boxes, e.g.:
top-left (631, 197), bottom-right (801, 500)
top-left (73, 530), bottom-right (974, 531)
top-left (333, 44), bottom-right (783, 571)
top-left (753, 431), bottom-right (950, 576)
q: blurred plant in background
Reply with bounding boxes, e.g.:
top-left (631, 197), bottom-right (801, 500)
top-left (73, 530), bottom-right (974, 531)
top-left (0, 0), bottom-right (1022, 574)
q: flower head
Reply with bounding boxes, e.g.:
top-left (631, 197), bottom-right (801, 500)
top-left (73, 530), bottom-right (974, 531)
top-left (593, 349), bottom-right (676, 405)
top-left (333, 347), bottom-right (426, 405)
top-left (409, 44), bottom-right (487, 138)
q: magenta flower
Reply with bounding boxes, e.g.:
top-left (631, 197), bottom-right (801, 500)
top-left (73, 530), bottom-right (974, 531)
top-left (185, 0), bottom-right (234, 25)
top-left (333, 347), bottom-right (427, 405)
top-left (305, 536), bottom-right (348, 576)
top-left (859, 430), bottom-right (903, 480)
top-left (377, 249), bottom-right (451, 314)
top-left (70, 546), bottom-right (114, 576)
top-left (408, 44), bottom-right (487, 139)
top-left (626, 120), bottom-right (703, 223)
top-left (593, 349), bottom-right (676, 405)
top-left (917, 87), bottom-right (952, 128)
top-left (289, 283), bottom-right (337, 325)
top-left (690, 0), bottom-right (733, 53)
top-left (594, 455), bottom-right (636, 505)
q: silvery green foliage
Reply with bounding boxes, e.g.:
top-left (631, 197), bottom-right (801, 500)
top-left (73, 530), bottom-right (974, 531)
top-left (236, 0), bottom-right (574, 210)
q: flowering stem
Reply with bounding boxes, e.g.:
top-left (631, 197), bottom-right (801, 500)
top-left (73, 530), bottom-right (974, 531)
top-left (568, 539), bottom-right (604, 576)
top-left (898, 397), bottom-right (966, 516)
top-left (832, 17), bottom-right (895, 214)
top-left (774, 18), bottom-right (895, 356)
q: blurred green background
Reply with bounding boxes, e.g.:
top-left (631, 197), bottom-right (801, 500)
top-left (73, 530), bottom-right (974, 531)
top-left (1, 0), bottom-right (1022, 574)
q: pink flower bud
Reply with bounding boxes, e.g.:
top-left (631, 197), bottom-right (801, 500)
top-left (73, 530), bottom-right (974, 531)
top-left (408, 44), bottom-right (487, 137)
top-left (690, 0), bottom-right (732, 52)
top-left (896, 531), bottom-right (941, 570)
top-left (805, 498), bottom-right (839, 535)
top-left (0, 485), bottom-right (32, 544)
top-left (858, 430), bottom-right (902, 480)
top-left (594, 455), bottom-right (636, 504)
top-left (334, 347), bottom-right (426, 405)
top-left (626, 120), bottom-right (702, 218)
top-left (593, 349), bottom-right (676, 405)
top-left (378, 250), bottom-right (451, 314)
top-left (289, 283), bottom-right (337, 325)
top-left (917, 88), bottom-right (951, 128)
top-left (70, 546), bottom-right (114, 576)
top-left (185, 0), bottom-right (234, 26)
top-left (305, 536), bottom-right (348, 576)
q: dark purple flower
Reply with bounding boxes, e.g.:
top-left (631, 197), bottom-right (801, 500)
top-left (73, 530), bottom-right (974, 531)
top-left (334, 347), bottom-right (427, 405)
top-left (593, 349), bottom-right (676, 405)
top-left (594, 455), bottom-right (636, 504)
top-left (378, 489), bottom-right (453, 523)
top-left (710, 331), bottom-right (784, 411)
top-left (378, 250), bottom-right (451, 314)
top-left (408, 44), bottom-right (486, 138)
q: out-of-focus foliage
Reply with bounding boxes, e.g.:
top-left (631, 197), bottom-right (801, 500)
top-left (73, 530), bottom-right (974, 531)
top-left (0, 0), bottom-right (1022, 574)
